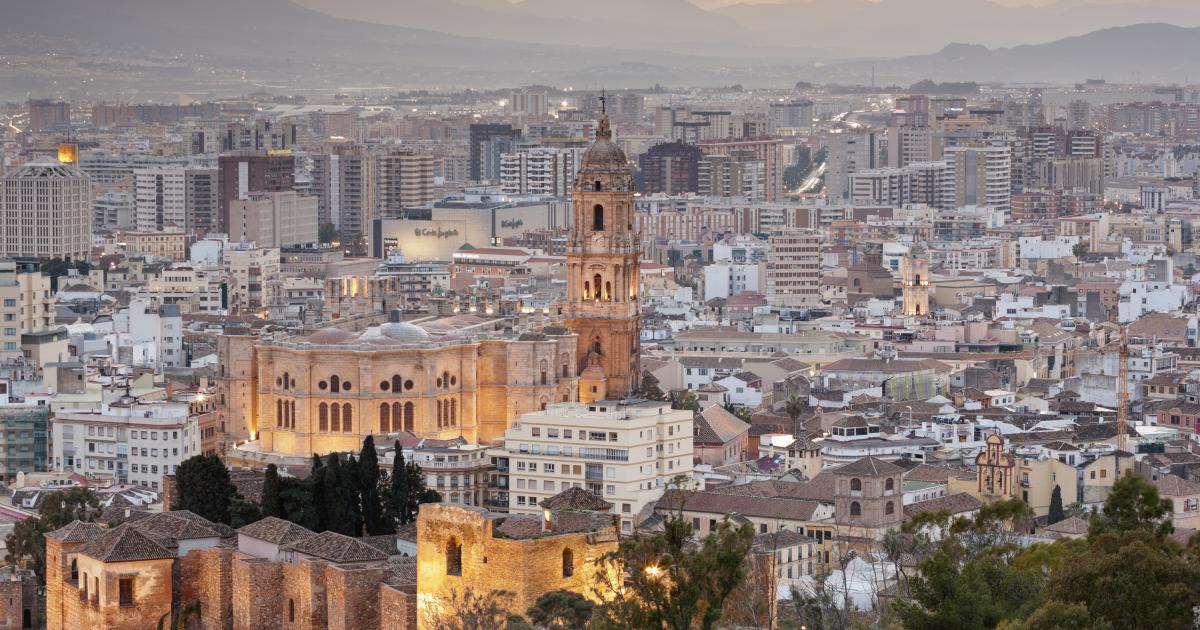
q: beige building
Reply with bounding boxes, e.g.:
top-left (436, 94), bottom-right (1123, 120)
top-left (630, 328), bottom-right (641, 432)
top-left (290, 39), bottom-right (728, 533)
top-left (223, 244), bottom-right (282, 314)
top-left (0, 158), bottom-right (92, 261)
top-left (0, 261), bottom-right (54, 360)
top-left (378, 149), bottom-right (436, 212)
top-left (227, 191), bottom-right (319, 248)
top-left (502, 400), bottom-right (693, 534)
top-left (122, 228), bottom-right (187, 261)
top-left (765, 229), bottom-right (821, 309)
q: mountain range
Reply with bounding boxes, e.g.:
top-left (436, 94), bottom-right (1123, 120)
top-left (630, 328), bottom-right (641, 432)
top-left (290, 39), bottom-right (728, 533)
top-left (0, 0), bottom-right (1197, 98)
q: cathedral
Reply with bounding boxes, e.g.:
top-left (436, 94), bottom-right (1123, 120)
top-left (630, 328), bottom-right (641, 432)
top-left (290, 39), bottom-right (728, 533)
top-left (219, 104), bottom-right (641, 460)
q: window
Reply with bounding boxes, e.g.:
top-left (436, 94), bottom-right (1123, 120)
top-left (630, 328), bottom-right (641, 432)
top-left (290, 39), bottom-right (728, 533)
top-left (850, 501), bottom-right (862, 516)
top-left (885, 478), bottom-right (895, 492)
top-left (330, 375), bottom-right (340, 392)
top-left (531, 428), bottom-right (541, 437)
top-left (288, 599), bottom-right (295, 622)
top-left (70, 559), bottom-right (77, 581)
top-left (544, 463), bottom-right (556, 473)
top-left (380, 403), bottom-right (391, 432)
top-left (562, 548), bottom-right (574, 578)
top-left (885, 501), bottom-right (895, 515)
top-left (118, 577), bottom-right (134, 607)
top-left (446, 538), bottom-right (462, 576)
top-left (850, 478), bottom-right (862, 492)
top-left (319, 403), bottom-right (328, 431)
top-left (593, 204), bottom-right (605, 231)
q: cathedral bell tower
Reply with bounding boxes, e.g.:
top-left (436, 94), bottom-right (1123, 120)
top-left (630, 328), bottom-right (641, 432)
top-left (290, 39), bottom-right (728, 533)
top-left (565, 97), bottom-right (641, 400)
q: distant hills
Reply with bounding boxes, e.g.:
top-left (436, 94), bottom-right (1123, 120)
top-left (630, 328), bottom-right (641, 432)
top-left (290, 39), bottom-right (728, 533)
top-left (0, 0), bottom-right (1197, 98)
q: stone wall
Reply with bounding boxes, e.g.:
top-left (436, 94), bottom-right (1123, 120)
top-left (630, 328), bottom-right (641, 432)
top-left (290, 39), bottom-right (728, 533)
top-left (177, 547), bottom-right (234, 630)
top-left (378, 585), bottom-right (417, 630)
top-left (231, 557), bottom-right (282, 630)
top-left (325, 564), bottom-right (385, 630)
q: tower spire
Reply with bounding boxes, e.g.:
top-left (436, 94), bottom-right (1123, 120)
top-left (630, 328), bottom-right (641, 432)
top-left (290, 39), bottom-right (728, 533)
top-left (596, 89), bottom-right (611, 141)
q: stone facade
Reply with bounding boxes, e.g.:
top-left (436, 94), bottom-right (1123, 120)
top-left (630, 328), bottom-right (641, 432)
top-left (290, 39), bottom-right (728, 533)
top-left (416, 503), bottom-right (619, 628)
top-left (833, 456), bottom-right (905, 541)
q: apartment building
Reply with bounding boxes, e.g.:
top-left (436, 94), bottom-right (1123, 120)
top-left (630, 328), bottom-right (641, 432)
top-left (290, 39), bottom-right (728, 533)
top-left (133, 167), bottom-right (187, 232)
top-left (378, 148), bottom-right (436, 213)
top-left (0, 159), bottom-right (92, 261)
top-left (765, 229), bottom-right (822, 309)
top-left (0, 261), bottom-right (54, 361)
top-left (501, 400), bottom-right (694, 534)
top-left (227, 191), bottom-right (319, 248)
top-left (942, 145), bottom-right (1012, 213)
top-left (223, 244), bottom-right (282, 314)
top-left (499, 148), bottom-right (581, 197)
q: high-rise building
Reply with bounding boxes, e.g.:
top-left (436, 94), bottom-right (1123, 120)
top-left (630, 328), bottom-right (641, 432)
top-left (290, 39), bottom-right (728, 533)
top-left (850, 167), bottom-right (914, 206)
top-left (309, 146), bottom-right (376, 251)
top-left (510, 90), bottom-right (548, 117)
top-left (217, 153), bottom-right (295, 234)
top-left (499, 147), bottom-right (582, 197)
top-left (825, 128), bottom-right (878, 202)
top-left (769, 100), bottom-right (815, 131)
top-left (1067, 100), bottom-right (1092, 131)
top-left (638, 142), bottom-right (702, 195)
top-left (378, 148), bottom-right (435, 215)
top-left (698, 137), bottom-right (784, 202)
top-left (942, 145), bottom-right (1011, 212)
top-left (184, 167), bottom-right (219, 235)
top-left (765, 229), bottom-right (822, 309)
top-left (227, 191), bottom-right (319, 248)
top-left (27, 99), bottom-right (70, 132)
top-left (133, 167), bottom-right (187, 232)
top-left (469, 124), bottom-right (522, 182)
top-left (0, 158), bottom-right (91, 260)
top-left (563, 106), bottom-right (641, 400)
top-left (886, 125), bottom-right (933, 168)
top-left (699, 153), bottom-right (766, 201)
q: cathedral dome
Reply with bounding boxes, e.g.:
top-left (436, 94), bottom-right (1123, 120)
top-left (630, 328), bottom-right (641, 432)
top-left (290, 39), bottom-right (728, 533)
top-left (580, 139), bottom-right (628, 172)
top-left (302, 328), bottom-right (356, 345)
top-left (373, 322), bottom-right (431, 343)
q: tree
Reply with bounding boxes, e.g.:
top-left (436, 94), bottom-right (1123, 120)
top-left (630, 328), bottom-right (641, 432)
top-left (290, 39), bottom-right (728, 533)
top-left (591, 514), bottom-right (755, 630)
top-left (228, 497), bottom-right (262, 528)
top-left (38, 258), bottom-right (91, 292)
top-left (359, 436), bottom-right (389, 535)
top-left (1048, 485), bottom-right (1065, 525)
top-left (784, 395), bottom-right (806, 437)
top-left (261, 464), bottom-right (286, 519)
top-left (385, 441), bottom-right (441, 527)
top-left (670, 391), bottom-right (701, 413)
top-left (525, 590), bottom-right (595, 630)
top-left (1088, 472), bottom-right (1174, 540)
top-left (423, 588), bottom-right (522, 630)
top-left (6, 488), bottom-right (100, 584)
top-left (1071, 242), bottom-right (1089, 259)
top-left (637, 373), bottom-right (666, 401)
top-left (318, 222), bottom-right (338, 244)
top-left (174, 454), bottom-right (236, 524)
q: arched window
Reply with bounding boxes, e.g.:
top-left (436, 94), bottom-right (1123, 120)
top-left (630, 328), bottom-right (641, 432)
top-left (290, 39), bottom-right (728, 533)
top-left (562, 353), bottom-right (570, 378)
top-left (330, 375), bottom-right (340, 393)
top-left (276, 399), bottom-right (282, 427)
top-left (540, 398), bottom-right (548, 411)
top-left (404, 402), bottom-right (414, 433)
top-left (593, 274), bottom-right (602, 301)
top-left (562, 548), bottom-right (574, 578)
top-left (436, 400), bottom-right (443, 428)
top-left (290, 401), bottom-right (296, 429)
top-left (593, 338), bottom-right (602, 355)
top-left (283, 399), bottom-right (290, 428)
top-left (342, 404), bottom-right (353, 432)
top-left (331, 403), bottom-right (341, 432)
top-left (319, 403), bottom-right (328, 431)
top-left (446, 538), bottom-right (462, 576)
top-left (450, 399), bottom-right (457, 426)
top-left (282, 372), bottom-right (289, 390)
top-left (443, 371), bottom-right (450, 390)
top-left (885, 501), bottom-right (895, 515)
top-left (70, 558), bottom-right (77, 581)
top-left (594, 180), bottom-right (602, 192)
top-left (604, 281), bottom-right (612, 301)
top-left (380, 403), bottom-right (391, 433)
top-left (288, 599), bottom-right (295, 622)
top-left (850, 501), bottom-right (862, 517)
top-left (593, 204), bottom-right (604, 230)
top-left (583, 281), bottom-right (591, 301)
top-left (850, 478), bottom-right (862, 492)
top-left (392, 375), bottom-right (402, 392)
top-left (885, 478), bottom-right (895, 492)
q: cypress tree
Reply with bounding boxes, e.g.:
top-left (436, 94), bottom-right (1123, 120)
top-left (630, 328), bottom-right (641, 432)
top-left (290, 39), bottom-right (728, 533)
top-left (261, 464), bottom-right (285, 519)
top-left (309, 461), bottom-right (330, 532)
top-left (343, 454), bottom-right (365, 536)
top-left (359, 436), bottom-right (388, 535)
top-left (1049, 484), bottom-right (1066, 525)
top-left (323, 454), bottom-right (350, 535)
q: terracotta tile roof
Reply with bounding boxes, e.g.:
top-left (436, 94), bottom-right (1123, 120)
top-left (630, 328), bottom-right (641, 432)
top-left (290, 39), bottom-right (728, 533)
top-left (384, 557), bottom-right (418, 587)
top-left (836, 456), bottom-right (905, 478)
top-left (1153, 474), bottom-right (1200, 497)
top-left (1044, 516), bottom-right (1089, 536)
top-left (539, 486), bottom-right (613, 512)
top-left (78, 523), bottom-right (175, 562)
top-left (903, 493), bottom-right (983, 519)
top-left (695, 405), bottom-right (751, 445)
top-left (237, 517), bottom-right (317, 546)
top-left (493, 515), bottom-right (544, 538)
top-left (902, 464), bottom-right (976, 483)
top-left (752, 529), bottom-right (815, 551)
top-left (132, 512), bottom-right (223, 540)
top-left (283, 530), bottom-right (388, 563)
top-left (46, 520), bottom-right (105, 543)
top-left (656, 489), bottom-right (823, 521)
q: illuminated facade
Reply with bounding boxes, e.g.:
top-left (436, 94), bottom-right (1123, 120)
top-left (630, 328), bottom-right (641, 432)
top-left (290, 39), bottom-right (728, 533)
top-left (901, 254), bottom-right (930, 316)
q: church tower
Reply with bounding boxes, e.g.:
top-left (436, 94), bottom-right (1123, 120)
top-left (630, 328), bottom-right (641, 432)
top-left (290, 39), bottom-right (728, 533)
top-left (565, 98), bottom-right (641, 400)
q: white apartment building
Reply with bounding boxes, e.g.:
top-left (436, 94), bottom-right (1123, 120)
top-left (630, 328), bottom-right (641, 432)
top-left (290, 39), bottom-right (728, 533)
top-left (0, 159), bottom-right (92, 260)
top-left (51, 399), bottom-right (201, 489)
top-left (765, 229), bottom-right (822, 309)
top-left (502, 400), bottom-right (694, 534)
top-left (703, 260), bottom-right (764, 301)
top-left (224, 243), bottom-right (282, 314)
top-left (887, 125), bottom-right (932, 168)
top-left (133, 167), bottom-right (187, 232)
top-left (849, 167), bottom-right (914, 206)
top-left (227, 191), bottom-right (319, 248)
top-left (111, 298), bottom-right (184, 369)
top-left (499, 148), bottom-right (582, 197)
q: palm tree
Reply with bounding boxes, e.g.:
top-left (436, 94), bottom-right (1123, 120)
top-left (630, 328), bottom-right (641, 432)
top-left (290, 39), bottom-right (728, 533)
top-left (784, 395), bottom-right (805, 437)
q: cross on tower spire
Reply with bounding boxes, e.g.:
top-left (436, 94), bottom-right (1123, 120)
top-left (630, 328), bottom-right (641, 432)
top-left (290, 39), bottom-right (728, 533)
top-left (596, 89), bottom-right (611, 140)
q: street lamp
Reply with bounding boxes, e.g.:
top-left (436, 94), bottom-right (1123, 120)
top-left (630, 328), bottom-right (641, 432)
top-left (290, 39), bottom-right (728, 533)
top-left (644, 565), bottom-right (662, 578)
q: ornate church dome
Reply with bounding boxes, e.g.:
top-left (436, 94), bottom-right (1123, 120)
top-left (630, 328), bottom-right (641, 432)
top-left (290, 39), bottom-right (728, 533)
top-left (373, 322), bottom-right (432, 343)
top-left (578, 100), bottom-right (628, 172)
